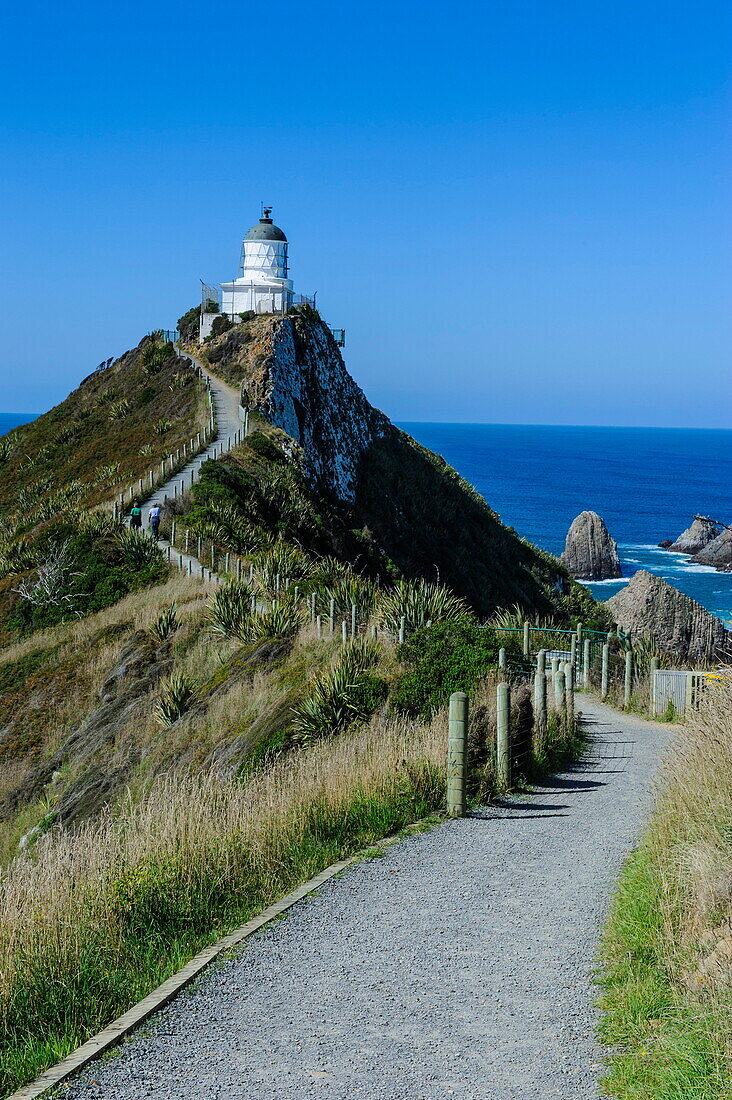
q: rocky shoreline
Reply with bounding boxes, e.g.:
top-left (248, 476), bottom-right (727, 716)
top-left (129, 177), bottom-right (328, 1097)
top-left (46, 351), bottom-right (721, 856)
top-left (659, 515), bottom-right (732, 573)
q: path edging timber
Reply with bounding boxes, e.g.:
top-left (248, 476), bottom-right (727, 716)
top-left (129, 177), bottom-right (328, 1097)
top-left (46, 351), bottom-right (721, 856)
top-left (7, 821), bottom-right (438, 1100)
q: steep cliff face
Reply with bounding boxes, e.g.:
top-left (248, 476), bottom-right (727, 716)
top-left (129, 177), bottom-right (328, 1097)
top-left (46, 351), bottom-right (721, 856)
top-left (607, 570), bottom-right (730, 663)
top-left (561, 511), bottom-right (622, 580)
top-left (690, 527), bottom-right (732, 571)
top-left (196, 311), bottom-right (607, 623)
top-left (667, 517), bottom-right (721, 555)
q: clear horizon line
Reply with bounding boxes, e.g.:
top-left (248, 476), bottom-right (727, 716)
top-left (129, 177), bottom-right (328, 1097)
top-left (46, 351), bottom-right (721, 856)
top-left (395, 419), bottom-right (732, 432)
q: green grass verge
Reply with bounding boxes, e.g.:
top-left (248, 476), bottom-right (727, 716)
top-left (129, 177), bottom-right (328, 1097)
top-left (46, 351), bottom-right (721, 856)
top-left (598, 839), bottom-right (731, 1099)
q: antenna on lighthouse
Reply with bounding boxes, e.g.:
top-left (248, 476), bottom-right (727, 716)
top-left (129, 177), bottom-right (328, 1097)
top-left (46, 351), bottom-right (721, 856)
top-left (260, 202), bottom-right (273, 220)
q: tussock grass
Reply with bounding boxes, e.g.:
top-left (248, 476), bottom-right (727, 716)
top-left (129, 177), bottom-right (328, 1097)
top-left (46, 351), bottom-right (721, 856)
top-left (599, 677), bottom-right (732, 1098)
top-left (0, 712), bottom-right (445, 1093)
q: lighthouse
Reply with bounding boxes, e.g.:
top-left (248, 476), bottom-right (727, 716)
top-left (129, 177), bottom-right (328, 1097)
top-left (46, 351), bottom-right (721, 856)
top-left (197, 208), bottom-right (343, 345)
top-left (219, 207), bottom-right (295, 319)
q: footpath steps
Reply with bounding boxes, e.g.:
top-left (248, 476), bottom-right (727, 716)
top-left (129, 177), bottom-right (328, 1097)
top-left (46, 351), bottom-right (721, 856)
top-left (52, 699), bottom-right (668, 1100)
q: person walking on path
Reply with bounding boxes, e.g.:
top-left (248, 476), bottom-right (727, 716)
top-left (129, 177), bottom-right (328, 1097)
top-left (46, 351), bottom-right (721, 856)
top-left (129, 501), bottom-right (142, 530)
top-left (148, 503), bottom-right (161, 540)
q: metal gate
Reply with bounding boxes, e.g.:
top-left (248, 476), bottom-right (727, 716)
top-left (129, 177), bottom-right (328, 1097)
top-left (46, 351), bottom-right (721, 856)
top-left (651, 669), bottom-right (716, 718)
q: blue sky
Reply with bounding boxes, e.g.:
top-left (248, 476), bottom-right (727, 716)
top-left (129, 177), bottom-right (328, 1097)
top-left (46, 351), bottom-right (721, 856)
top-left (1, 0), bottom-right (730, 426)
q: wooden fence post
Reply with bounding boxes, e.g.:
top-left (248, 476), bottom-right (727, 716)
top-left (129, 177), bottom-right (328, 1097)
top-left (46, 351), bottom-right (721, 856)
top-left (685, 670), bottom-right (695, 717)
top-left (351, 602), bottom-right (357, 637)
top-left (329, 598), bottom-right (335, 636)
top-left (583, 639), bottom-right (591, 688)
top-left (316, 615), bottom-right (322, 639)
top-left (649, 657), bottom-right (659, 716)
top-left (399, 616), bottom-right (406, 644)
top-left (601, 643), bottom-right (609, 699)
top-left (498, 647), bottom-right (507, 670)
top-left (447, 692), bottom-right (468, 817)
top-left (534, 649), bottom-right (547, 729)
top-left (523, 620), bottom-right (530, 657)
top-left (564, 662), bottom-right (574, 717)
top-left (624, 651), bottom-right (633, 709)
top-left (554, 667), bottom-right (565, 711)
top-left (341, 620), bottom-right (348, 643)
top-left (497, 682), bottom-right (511, 789)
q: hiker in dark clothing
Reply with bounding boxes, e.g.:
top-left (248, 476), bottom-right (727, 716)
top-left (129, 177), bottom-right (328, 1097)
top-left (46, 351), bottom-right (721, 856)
top-left (148, 503), bottom-right (161, 539)
top-left (129, 501), bottom-right (142, 529)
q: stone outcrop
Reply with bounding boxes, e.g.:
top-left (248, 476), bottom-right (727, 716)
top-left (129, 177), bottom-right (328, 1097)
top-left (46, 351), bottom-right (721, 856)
top-left (666, 517), bottom-right (721, 555)
top-left (561, 511), bottom-right (622, 580)
top-left (607, 570), bottom-right (730, 663)
top-left (207, 311), bottom-right (387, 503)
top-left (690, 527), bottom-right (732, 571)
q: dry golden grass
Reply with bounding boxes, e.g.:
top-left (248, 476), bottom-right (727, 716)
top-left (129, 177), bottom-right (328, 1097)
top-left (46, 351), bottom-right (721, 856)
top-left (0, 709), bottom-right (443, 975)
top-left (0, 706), bottom-right (446, 1094)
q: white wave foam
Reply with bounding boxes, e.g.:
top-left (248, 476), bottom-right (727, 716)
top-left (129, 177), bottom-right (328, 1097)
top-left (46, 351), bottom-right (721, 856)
top-left (579, 577), bottom-right (629, 588)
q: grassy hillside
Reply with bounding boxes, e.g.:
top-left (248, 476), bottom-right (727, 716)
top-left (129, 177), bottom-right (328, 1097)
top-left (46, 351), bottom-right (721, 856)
top-left (0, 333), bottom-right (208, 645)
top-left (0, 332), bottom-right (207, 515)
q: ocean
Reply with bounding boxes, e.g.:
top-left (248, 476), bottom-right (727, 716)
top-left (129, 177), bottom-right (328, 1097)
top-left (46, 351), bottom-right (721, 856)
top-left (0, 413), bottom-right (36, 434)
top-left (399, 423), bottom-right (732, 625)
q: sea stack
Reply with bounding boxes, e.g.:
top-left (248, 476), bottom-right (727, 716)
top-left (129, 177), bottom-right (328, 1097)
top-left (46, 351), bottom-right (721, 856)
top-left (666, 516), bottom-right (721, 555)
top-left (690, 527), bottom-right (732, 571)
top-left (607, 570), bottom-right (730, 663)
top-left (561, 511), bottom-right (622, 580)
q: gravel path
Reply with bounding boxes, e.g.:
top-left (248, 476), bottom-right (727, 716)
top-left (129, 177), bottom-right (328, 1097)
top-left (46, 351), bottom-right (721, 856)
top-left (61, 699), bottom-right (668, 1100)
top-left (126, 352), bottom-right (241, 579)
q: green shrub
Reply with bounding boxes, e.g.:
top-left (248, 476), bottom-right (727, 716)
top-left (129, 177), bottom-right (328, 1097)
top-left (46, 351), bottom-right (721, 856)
top-left (177, 304), bottom-right (200, 342)
top-left (8, 523), bottom-right (166, 633)
top-left (148, 603), bottom-right (179, 645)
top-left (378, 579), bottom-right (471, 634)
top-left (211, 314), bottom-right (232, 338)
top-left (292, 639), bottom-right (380, 742)
top-left (206, 581), bottom-right (255, 642)
top-left (246, 431), bottom-right (284, 462)
top-left (391, 620), bottom-right (513, 719)
top-left (154, 673), bottom-right (198, 727)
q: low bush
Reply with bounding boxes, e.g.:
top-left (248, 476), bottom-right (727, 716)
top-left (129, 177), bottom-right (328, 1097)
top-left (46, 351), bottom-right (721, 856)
top-left (378, 579), bottom-right (471, 634)
top-left (291, 638), bottom-right (382, 742)
top-left (391, 619), bottom-right (518, 719)
top-left (154, 672), bottom-right (198, 727)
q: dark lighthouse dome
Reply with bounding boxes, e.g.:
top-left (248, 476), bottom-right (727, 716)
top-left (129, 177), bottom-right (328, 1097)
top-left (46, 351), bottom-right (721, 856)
top-left (244, 207), bottom-right (287, 242)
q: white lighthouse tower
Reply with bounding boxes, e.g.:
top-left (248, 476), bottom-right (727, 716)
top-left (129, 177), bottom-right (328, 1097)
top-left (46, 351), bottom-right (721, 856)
top-left (220, 207), bottom-right (294, 320)
top-left (197, 208), bottom-right (344, 345)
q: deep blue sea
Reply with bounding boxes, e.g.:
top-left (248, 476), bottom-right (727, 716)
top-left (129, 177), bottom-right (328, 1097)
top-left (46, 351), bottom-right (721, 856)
top-left (399, 424), bottom-right (732, 625)
top-left (0, 413), bottom-right (36, 434)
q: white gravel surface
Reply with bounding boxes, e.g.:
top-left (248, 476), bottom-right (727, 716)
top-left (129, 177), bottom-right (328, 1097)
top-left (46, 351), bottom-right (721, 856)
top-left (60, 698), bottom-right (668, 1100)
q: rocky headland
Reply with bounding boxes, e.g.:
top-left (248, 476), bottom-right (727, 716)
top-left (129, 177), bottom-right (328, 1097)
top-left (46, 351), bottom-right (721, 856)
top-left (607, 569), bottom-right (730, 663)
top-left (561, 510), bottom-right (622, 581)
